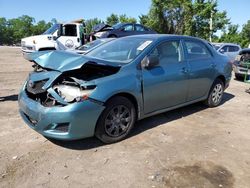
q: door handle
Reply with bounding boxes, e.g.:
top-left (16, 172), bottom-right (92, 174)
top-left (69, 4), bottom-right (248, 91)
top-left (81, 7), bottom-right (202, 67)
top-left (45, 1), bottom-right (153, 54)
top-left (181, 67), bottom-right (189, 74)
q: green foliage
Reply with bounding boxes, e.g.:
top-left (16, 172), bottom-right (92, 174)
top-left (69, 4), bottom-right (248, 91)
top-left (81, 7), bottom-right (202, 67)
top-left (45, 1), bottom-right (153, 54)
top-left (217, 22), bottom-right (250, 48)
top-left (217, 25), bottom-right (242, 44)
top-left (119, 14), bottom-right (137, 23)
top-left (139, 15), bottom-right (149, 25)
top-left (143, 0), bottom-right (229, 40)
top-left (85, 18), bottom-right (103, 34)
top-left (106, 13), bottom-right (137, 26)
top-left (106, 14), bottom-right (119, 26)
top-left (241, 20), bottom-right (250, 47)
top-left (0, 15), bottom-right (52, 45)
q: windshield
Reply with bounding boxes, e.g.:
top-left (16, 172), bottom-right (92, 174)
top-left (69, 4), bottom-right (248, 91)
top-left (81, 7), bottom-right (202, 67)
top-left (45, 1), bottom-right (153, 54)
top-left (86, 37), bottom-right (153, 63)
top-left (43, 24), bottom-right (60, 35)
top-left (213, 44), bottom-right (221, 50)
top-left (77, 40), bottom-right (103, 51)
top-left (112, 23), bottom-right (123, 29)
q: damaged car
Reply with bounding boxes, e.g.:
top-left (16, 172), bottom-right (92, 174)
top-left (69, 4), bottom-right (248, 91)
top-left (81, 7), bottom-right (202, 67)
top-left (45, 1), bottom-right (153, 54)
top-left (19, 35), bottom-right (232, 143)
top-left (233, 48), bottom-right (250, 80)
top-left (67, 38), bottom-right (115, 54)
top-left (93, 23), bottom-right (157, 39)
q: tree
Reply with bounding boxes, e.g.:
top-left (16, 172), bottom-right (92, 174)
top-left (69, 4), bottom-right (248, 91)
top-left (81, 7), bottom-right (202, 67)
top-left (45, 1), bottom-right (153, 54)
top-left (139, 15), bottom-right (149, 25)
top-left (191, 0), bottom-right (229, 40)
top-left (218, 24), bottom-right (243, 45)
top-left (0, 17), bottom-right (8, 44)
top-left (241, 20), bottom-right (250, 47)
top-left (85, 18), bottom-right (103, 34)
top-left (143, 0), bottom-right (229, 40)
top-left (119, 14), bottom-right (137, 23)
top-left (106, 13), bottom-right (119, 26)
top-left (32, 20), bottom-right (52, 35)
top-left (8, 15), bottom-right (35, 44)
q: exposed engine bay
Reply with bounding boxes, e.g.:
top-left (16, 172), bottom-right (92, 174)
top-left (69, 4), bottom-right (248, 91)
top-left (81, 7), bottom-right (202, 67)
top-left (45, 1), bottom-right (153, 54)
top-left (26, 62), bottom-right (120, 107)
top-left (239, 51), bottom-right (250, 62)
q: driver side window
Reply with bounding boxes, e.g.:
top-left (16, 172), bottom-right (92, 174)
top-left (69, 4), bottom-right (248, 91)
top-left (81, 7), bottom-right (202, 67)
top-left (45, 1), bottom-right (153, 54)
top-left (122, 24), bottom-right (133, 31)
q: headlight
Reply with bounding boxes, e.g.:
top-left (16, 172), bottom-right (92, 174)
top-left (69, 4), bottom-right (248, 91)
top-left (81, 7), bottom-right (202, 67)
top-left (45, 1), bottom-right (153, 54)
top-left (94, 31), bottom-right (108, 38)
top-left (53, 85), bottom-right (94, 103)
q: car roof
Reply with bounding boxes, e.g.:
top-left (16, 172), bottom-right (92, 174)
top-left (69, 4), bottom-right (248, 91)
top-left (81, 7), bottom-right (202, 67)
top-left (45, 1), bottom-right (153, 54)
top-left (122, 34), bottom-right (209, 43)
top-left (239, 48), bottom-right (250, 54)
top-left (212, 42), bottom-right (241, 47)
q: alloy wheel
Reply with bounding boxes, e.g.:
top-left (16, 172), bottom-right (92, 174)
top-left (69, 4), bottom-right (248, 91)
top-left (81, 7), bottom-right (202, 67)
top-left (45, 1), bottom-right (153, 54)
top-left (212, 83), bottom-right (223, 104)
top-left (104, 105), bottom-right (132, 137)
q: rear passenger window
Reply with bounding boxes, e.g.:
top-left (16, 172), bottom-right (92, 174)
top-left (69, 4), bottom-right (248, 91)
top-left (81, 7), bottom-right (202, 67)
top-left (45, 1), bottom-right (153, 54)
top-left (151, 41), bottom-right (182, 64)
top-left (184, 41), bottom-right (212, 60)
top-left (228, 46), bottom-right (239, 52)
top-left (135, 25), bottom-right (145, 31)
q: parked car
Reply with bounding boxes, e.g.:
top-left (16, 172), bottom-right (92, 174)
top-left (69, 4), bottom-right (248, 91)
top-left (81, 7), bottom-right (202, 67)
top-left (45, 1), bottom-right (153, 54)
top-left (233, 48), bottom-right (250, 80)
top-left (67, 38), bottom-right (115, 54)
top-left (18, 35), bottom-right (232, 143)
top-left (93, 23), bottom-right (157, 39)
top-left (212, 43), bottom-right (241, 61)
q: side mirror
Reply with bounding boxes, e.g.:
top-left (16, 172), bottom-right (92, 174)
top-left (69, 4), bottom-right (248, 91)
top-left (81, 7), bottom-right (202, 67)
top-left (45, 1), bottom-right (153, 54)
top-left (57, 24), bottom-right (62, 37)
top-left (219, 49), bottom-right (225, 54)
top-left (141, 55), bottom-right (159, 69)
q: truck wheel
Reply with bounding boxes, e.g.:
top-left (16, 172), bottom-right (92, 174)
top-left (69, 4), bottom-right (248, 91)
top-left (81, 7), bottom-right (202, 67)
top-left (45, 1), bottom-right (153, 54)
top-left (95, 96), bottom-right (136, 143)
top-left (205, 79), bottom-right (224, 108)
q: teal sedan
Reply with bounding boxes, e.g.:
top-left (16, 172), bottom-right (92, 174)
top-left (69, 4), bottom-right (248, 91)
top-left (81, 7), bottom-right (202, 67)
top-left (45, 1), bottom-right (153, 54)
top-left (18, 35), bottom-right (232, 143)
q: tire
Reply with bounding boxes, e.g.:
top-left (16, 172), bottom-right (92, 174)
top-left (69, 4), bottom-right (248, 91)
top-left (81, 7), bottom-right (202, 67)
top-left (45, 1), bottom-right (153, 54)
top-left (95, 96), bottom-right (136, 143)
top-left (205, 79), bottom-right (224, 108)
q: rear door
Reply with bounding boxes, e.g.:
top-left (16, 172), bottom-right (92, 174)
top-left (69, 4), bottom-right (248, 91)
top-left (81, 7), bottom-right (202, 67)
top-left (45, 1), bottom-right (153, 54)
top-left (227, 45), bottom-right (240, 60)
top-left (142, 40), bottom-right (189, 114)
top-left (183, 40), bottom-right (216, 101)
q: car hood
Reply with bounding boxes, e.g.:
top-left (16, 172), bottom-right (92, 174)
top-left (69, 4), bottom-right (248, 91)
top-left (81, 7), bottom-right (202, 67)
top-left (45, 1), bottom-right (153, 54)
top-left (22, 34), bottom-right (52, 42)
top-left (92, 23), bottom-right (113, 32)
top-left (25, 50), bottom-right (121, 72)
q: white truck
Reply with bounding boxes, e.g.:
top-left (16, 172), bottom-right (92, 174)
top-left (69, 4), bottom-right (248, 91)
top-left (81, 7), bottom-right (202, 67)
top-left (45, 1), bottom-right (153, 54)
top-left (21, 20), bottom-right (86, 53)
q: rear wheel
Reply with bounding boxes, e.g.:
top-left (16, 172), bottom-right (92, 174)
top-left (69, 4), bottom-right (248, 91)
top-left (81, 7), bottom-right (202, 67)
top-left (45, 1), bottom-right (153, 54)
top-left (95, 96), bottom-right (136, 143)
top-left (205, 79), bottom-right (224, 107)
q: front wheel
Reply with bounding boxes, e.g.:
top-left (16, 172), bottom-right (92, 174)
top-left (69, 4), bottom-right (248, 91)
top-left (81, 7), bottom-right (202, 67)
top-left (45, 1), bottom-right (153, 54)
top-left (205, 79), bottom-right (224, 107)
top-left (95, 96), bottom-right (136, 143)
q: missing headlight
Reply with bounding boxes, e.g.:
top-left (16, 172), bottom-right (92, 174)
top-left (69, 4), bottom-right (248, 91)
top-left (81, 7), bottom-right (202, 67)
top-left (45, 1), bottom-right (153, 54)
top-left (53, 84), bottom-right (95, 103)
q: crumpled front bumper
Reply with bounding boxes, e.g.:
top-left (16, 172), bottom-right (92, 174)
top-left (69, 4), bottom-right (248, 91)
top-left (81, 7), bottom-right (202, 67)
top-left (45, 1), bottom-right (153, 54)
top-left (18, 90), bottom-right (105, 140)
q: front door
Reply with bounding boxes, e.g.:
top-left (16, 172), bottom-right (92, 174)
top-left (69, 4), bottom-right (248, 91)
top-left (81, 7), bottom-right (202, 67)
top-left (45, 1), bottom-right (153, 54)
top-left (56, 24), bottom-right (80, 50)
top-left (142, 40), bottom-right (189, 114)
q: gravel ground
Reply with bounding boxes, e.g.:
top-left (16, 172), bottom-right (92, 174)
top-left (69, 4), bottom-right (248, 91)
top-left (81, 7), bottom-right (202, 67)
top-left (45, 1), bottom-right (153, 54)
top-left (0, 46), bottom-right (250, 188)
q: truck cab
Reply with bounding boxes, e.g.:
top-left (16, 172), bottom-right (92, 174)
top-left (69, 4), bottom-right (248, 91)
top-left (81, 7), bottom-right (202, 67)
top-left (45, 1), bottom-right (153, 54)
top-left (21, 20), bottom-right (86, 53)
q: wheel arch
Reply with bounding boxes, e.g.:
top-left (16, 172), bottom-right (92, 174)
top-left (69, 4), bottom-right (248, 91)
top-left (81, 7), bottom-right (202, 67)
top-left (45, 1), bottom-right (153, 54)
top-left (215, 75), bottom-right (226, 86)
top-left (104, 92), bottom-right (139, 120)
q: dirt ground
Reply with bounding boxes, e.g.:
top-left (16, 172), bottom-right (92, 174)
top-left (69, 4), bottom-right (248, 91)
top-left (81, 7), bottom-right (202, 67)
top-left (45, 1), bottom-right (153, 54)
top-left (0, 46), bottom-right (250, 188)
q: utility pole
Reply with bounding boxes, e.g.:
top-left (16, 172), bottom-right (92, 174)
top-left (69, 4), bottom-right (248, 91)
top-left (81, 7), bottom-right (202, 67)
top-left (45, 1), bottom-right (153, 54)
top-left (210, 11), bottom-right (213, 42)
top-left (209, 0), bottom-right (214, 42)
